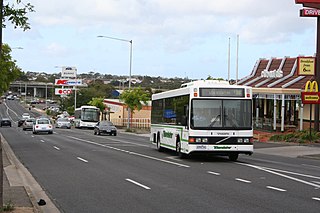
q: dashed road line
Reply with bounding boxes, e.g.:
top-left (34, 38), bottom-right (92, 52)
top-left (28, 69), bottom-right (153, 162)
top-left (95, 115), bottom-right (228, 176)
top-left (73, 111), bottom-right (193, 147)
top-left (53, 146), bottom-right (60, 150)
top-left (312, 197), bottom-right (320, 201)
top-left (266, 186), bottom-right (286, 192)
top-left (68, 136), bottom-right (190, 168)
top-left (207, 171), bottom-right (221, 176)
top-left (40, 140), bottom-right (45, 143)
top-left (235, 178), bottom-right (252, 184)
top-left (126, 179), bottom-right (150, 190)
top-left (237, 162), bottom-right (320, 188)
top-left (77, 157), bottom-right (88, 163)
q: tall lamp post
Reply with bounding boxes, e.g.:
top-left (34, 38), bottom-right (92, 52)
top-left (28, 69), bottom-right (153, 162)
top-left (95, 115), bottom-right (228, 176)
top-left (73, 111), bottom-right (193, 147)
top-left (97, 35), bottom-right (133, 129)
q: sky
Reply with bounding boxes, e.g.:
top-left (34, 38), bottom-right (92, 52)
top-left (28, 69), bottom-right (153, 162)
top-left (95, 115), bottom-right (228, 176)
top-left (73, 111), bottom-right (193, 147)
top-left (4, 0), bottom-right (318, 80)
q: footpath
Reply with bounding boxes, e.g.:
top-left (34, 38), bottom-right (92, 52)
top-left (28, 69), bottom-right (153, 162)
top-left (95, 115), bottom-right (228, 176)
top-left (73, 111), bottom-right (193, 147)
top-left (2, 134), bottom-right (60, 213)
top-left (2, 129), bottom-right (320, 213)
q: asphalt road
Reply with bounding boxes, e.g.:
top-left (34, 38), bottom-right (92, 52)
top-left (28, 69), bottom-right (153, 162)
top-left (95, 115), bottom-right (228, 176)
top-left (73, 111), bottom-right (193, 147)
top-left (1, 100), bottom-right (320, 213)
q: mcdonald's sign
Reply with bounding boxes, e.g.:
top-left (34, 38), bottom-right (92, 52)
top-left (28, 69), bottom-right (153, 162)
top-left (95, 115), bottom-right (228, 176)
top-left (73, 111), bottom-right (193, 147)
top-left (301, 80), bottom-right (320, 104)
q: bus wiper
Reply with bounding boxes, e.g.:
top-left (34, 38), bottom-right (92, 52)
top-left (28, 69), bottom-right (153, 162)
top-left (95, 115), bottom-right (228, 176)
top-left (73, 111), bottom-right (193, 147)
top-left (209, 115), bottom-right (221, 127)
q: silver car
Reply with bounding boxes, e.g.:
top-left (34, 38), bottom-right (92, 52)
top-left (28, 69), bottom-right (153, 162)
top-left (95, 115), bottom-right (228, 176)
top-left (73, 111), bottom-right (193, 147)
top-left (56, 117), bottom-right (71, 129)
top-left (22, 118), bottom-right (36, 131)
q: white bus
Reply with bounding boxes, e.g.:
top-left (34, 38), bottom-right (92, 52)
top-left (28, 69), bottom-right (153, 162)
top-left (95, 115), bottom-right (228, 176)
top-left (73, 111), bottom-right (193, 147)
top-left (150, 80), bottom-right (253, 161)
top-left (74, 105), bottom-right (100, 128)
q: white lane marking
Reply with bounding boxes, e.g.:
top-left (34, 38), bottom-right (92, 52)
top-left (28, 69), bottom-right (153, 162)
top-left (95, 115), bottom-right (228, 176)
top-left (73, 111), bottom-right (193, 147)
top-left (302, 164), bottom-right (320, 169)
top-left (53, 146), bottom-right (60, 150)
top-left (126, 179), bottom-right (150, 190)
top-left (31, 135), bottom-right (34, 137)
top-left (208, 171), bottom-right (221, 176)
top-left (40, 140), bottom-right (45, 143)
top-left (77, 157), bottom-right (88, 163)
top-left (266, 186), bottom-right (286, 192)
top-left (312, 197), bottom-right (320, 201)
top-left (235, 178), bottom-right (252, 183)
top-left (237, 162), bottom-right (320, 188)
top-left (68, 136), bottom-right (190, 168)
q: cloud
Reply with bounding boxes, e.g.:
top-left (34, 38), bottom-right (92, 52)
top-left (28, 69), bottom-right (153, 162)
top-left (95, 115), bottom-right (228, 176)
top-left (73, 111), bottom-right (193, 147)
top-left (25, 0), bottom-right (317, 52)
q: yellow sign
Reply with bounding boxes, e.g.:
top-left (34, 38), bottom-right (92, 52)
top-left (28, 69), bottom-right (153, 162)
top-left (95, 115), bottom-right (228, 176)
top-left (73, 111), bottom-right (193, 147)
top-left (305, 80), bottom-right (318, 92)
top-left (298, 57), bottom-right (315, 76)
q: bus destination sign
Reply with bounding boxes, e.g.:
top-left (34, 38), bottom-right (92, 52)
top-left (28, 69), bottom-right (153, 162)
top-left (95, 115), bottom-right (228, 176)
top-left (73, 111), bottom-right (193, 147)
top-left (199, 88), bottom-right (245, 97)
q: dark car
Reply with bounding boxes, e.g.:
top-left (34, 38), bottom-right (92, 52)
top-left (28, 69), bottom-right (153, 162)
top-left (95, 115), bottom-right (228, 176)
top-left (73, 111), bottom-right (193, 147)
top-left (18, 118), bottom-right (26, 127)
top-left (94, 121), bottom-right (117, 136)
top-left (0, 118), bottom-right (12, 127)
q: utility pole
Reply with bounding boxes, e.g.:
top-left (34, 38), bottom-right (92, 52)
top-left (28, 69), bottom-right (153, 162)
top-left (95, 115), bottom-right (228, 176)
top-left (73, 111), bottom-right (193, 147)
top-left (0, 0), bottom-right (4, 208)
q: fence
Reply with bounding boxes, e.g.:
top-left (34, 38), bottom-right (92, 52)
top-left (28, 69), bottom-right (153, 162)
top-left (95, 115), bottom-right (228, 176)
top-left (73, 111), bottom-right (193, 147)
top-left (111, 118), bottom-right (150, 129)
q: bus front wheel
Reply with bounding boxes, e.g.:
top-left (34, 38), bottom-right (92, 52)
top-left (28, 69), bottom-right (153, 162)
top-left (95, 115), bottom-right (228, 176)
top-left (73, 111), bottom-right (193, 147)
top-left (176, 140), bottom-right (188, 159)
top-left (229, 153), bottom-right (239, 161)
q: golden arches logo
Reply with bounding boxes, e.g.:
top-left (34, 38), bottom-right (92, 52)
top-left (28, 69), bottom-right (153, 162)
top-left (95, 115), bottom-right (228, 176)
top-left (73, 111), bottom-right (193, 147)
top-left (305, 80), bottom-right (319, 92)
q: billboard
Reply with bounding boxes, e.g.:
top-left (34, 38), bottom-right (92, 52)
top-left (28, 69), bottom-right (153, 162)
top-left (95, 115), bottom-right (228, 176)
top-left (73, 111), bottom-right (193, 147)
top-left (55, 79), bottom-right (83, 86)
top-left (55, 88), bottom-right (73, 95)
top-left (61, 66), bottom-right (77, 78)
top-left (297, 57), bottom-right (315, 75)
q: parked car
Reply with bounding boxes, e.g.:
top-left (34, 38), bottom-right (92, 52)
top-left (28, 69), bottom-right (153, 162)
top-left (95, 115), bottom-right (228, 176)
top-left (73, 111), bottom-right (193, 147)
top-left (55, 117), bottom-right (71, 129)
top-left (33, 118), bottom-right (53, 134)
top-left (18, 118), bottom-right (26, 127)
top-left (22, 113), bottom-right (31, 119)
top-left (0, 118), bottom-right (12, 127)
top-left (94, 121), bottom-right (117, 136)
top-left (22, 118), bottom-right (36, 131)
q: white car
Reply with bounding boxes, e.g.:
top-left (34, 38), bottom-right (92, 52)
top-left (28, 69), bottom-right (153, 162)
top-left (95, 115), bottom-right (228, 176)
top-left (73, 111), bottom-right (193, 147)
top-left (56, 117), bottom-right (71, 129)
top-left (33, 118), bottom-right (53, 134)
top-left (22, 113), bottom-right (31, 119)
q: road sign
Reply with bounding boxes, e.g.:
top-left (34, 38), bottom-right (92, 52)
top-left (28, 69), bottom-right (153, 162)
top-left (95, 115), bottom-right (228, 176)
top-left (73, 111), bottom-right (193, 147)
top-left (61, 66), bottom-right (77, 78)
top-left (55, 79), bottom-right (83, 86)
top-left (301, 80), bottom-right (320, 104)
top-left (55, 88), bottom-right (73, 95)
top-left (300, 8), bottom-right (320, 16)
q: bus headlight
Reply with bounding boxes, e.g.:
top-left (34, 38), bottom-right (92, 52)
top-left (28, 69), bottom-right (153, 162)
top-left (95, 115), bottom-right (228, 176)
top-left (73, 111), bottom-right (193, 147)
top-left (202, 138), bottom-right (208, 143)
top-left (237, 138), bottom-right (243, 143)
top-left (196, 138), bottom-right (202, 143)
top-left (244, 138), bottom-right (250, 143)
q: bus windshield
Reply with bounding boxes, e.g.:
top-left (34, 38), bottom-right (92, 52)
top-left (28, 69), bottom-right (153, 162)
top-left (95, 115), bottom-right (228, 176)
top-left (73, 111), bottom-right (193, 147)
top-left (81, 109), bottom-right (99, 122)
top-left (191, 99), bottom-right (252, 130)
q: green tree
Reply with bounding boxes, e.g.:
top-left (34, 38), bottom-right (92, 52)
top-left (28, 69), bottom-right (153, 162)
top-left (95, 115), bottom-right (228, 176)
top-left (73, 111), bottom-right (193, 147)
top-left (88, 97), bottom-right (106, 120)
top-left (119, 86), bottom-right (149, 116)
top-left (2, 0), bottom-right (35, 31)
top-left (0, 44), bottom-right (21, 95)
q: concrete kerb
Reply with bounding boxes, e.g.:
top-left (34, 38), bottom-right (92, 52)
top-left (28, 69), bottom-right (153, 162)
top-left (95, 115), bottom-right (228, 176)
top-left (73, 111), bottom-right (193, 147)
top-left (1, 134), bottom-right (60, 213)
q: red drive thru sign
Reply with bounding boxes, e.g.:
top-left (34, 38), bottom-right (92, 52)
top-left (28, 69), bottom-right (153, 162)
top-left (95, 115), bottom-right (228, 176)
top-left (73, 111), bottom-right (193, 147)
top-left (55, 88), bottom-right (73, 95)
top-left (300, 8), bottom-right (320, 16)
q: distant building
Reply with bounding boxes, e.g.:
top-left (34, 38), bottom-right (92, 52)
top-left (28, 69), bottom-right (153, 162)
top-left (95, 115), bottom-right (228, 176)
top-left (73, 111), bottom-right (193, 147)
top-left (103, 99), bottom-right (151, 128)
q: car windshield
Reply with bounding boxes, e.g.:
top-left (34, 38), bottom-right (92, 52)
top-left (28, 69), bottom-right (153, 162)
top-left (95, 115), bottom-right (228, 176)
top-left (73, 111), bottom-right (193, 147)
top-left (38, 119), bottom-right (50, 124)
top-left (57, 118), bottom-right (69, 122)
top-left (100, 121), bottom-right (113, 126)
top-left (26, 119), bottom-right (35, 122)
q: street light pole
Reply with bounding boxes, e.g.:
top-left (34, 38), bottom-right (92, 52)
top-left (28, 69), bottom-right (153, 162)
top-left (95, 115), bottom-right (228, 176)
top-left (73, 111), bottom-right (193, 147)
top-left (97, 35), bottom-right (133, 129)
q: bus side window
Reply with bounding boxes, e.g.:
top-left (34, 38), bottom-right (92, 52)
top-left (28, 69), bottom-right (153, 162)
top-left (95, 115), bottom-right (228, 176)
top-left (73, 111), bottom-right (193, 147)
top-left (181, 105), bottom-right (189, 127)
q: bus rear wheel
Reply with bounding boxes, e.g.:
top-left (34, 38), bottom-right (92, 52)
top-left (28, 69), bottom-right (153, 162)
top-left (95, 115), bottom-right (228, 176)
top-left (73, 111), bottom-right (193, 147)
top-left (229, 153), bottom-right (239, 161)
